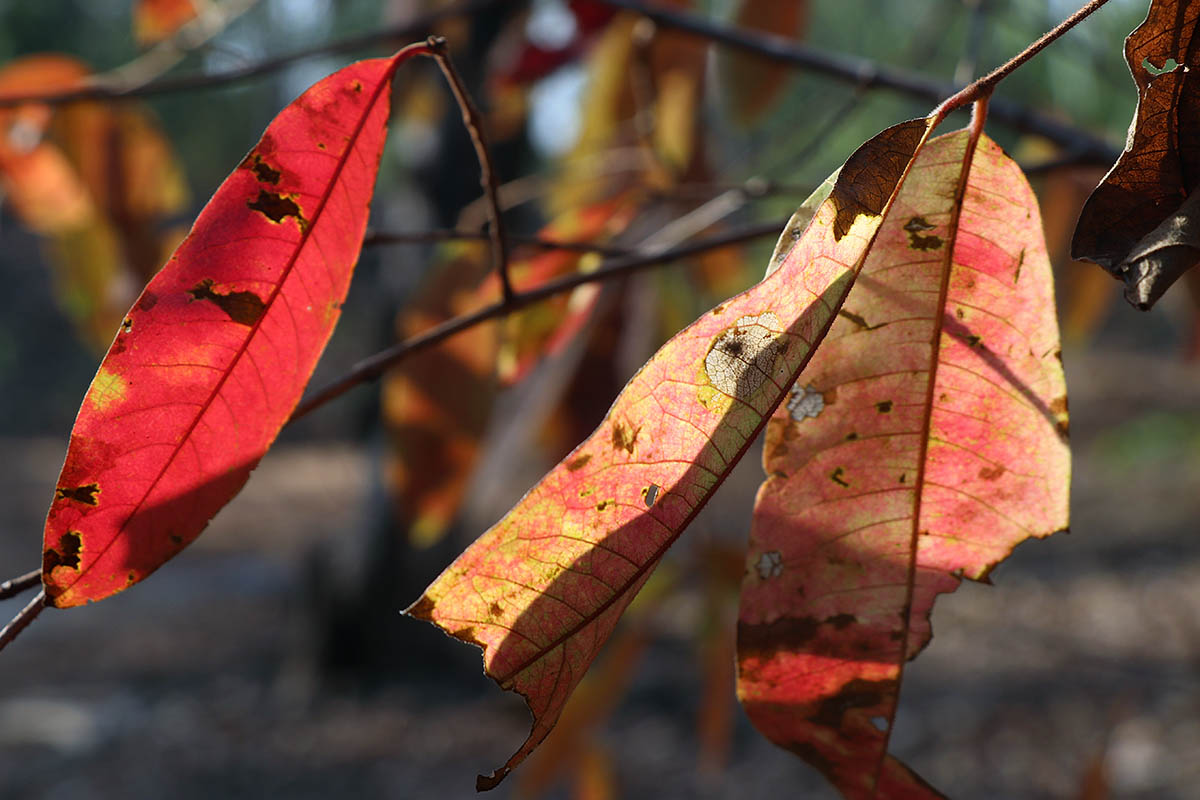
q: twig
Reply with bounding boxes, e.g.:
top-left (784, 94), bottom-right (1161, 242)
top-left (426, 36), bottom-right (513, 304)
top-left (364, 228), bottom-right (631, 257)
top-left (934, 0), bottom-right (1112, 118)
top-left (0, 569), bottom-right (39, 601)
top-left (600, 0), bottom-right (1119, 165)
top-left (0, 591), bottom-right (45, 654)
top-left (288, 218), bottom-right (787, 422)
top-left (0, 0), bottom-right (504, 107)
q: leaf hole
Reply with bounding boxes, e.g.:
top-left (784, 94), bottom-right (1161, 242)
top-left (1143, 57), bottom-right (1180, 75)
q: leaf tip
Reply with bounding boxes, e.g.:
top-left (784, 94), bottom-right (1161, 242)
top-left (475, 768), bottom-right (508, 792)
top-left (402, 593), bottom-right (436, 621)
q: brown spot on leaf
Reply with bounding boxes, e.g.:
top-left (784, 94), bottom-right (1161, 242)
top-left (596, 499), bottom-right (614, 511)
top-left (241, 152), bottom-right (282, 184)
top-left (121, 317), bottom-right (132, 333)
top-left (136, 292), bottom-right (158, 312)
top-left (737, 616), bottom-right (819, 660)
top-left (1014, 248), bottom-right (1025, 283)
top-left (830, 467), bottom-right (849, 487)
top-left (810, 678), bottom-right (890, 729)
top-left (1056, 419), bottom-right (1070, 440)
top-left (611, 421), bottom-right (640, 454)
top-left (826, 613), bottom-right (856, 629)
top-left (899, 473), bottom-right (907, 483)
top-left (903, 216), bottom-right (944, 250)
top-left (979, 465), bottom-right (1005, 481)
top-left (845, 431), bottom-right (858, 440)
top-left (566, 453), bottom-right (592, 471)
top-left (252, 159), bottom-right (280, 184)
top-left (955, 307), bottom-right (965, 319)
top-left (828, 119), bottom-right (927, 240)
top-left (712, 305), bottom-right (725, 315)
top-left (169, 534), bottom-right (183, 545)
top-left (489, 601), bottom-right (503, 617)
top-left (188, 279), bottom-right (266, 326)
top-left (875, 400), bottom-right (893, 413)
top-left (350, 79), bottom-right (363, 92)
top-left (247, 189), bottom-right (306, 228)
top-left (55, 483), bottom-right (99, 505)
top-left (966, 334), bottom-right (983, 348)
top-left (43, 530), bottom-right (83, 572)
top-left (1050, 395), bottom-right (1068, 414)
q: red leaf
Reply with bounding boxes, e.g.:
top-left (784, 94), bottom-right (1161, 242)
top-left (738, 130), bottom-right (1069, 798)
top-left (408, 118), bottom-right (935, 790)
top-left (41, 43), bottom-right (432, 608)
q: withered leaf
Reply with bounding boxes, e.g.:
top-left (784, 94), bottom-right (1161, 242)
top-left (1072, 0), bottom-right (1200, 309)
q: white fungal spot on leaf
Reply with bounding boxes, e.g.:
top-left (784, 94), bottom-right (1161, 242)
top-left (756, 550), bottom-right (784, 580)
top-left (787, 384), bottom-right (824, 421)
top-left (705, 312), bottom-right (784, 399)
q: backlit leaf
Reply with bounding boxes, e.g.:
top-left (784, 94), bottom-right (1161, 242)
top-left (738, 130), bottom-right (1069, 798)
top-left (1072, 0), bottom-right (1200, 308)
top-left (408, 117), bottom-right (935, 790)
top-left (41, 45), bottom-right (428, 607)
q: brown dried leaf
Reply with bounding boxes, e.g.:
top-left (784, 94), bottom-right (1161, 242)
top-left (1072, 0), bottom-right (1200, 309)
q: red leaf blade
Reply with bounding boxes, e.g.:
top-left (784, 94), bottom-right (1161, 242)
top-left (42, 44), bottom-right (430, 607)
top-left (738, 130), bottom-right (1069, 798)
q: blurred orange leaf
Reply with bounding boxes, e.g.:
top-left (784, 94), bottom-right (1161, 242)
top-left (134, 0), bottom-right (200, 46)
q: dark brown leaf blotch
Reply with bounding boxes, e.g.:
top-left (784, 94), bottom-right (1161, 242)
top-left (828, 119), bottom-right (928, 241)
top-left (55, 483), bottom-right (99, 505)
top-left (188, 279), bottom-right (267, 326)
top-left (247, 189), bottom-right (307, 228)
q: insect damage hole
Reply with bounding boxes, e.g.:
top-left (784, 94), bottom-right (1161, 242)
top-left (705, 312), bottom-right (784, 400)
top-left (787, 384), bottom-right (824, 421)
top-left (755, 550), bottom-right (783, 580)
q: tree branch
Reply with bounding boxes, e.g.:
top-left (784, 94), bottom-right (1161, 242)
top-left (288, 218), bottom-right (787, 423)
top-left (0, 0), bottom-right (505, 107)
top-left (0, 592), bottom-right (45, 654)
top-left (364, 228), bottom-right (631, 257)
top-left (0, 569), bottom-right (39, 601)
top-left (600, 0), bottom-right (1120, 166)
top-left (427, 37), bottom-right (513, 303)
top-left (935, 0), bottom-right (1113, 118)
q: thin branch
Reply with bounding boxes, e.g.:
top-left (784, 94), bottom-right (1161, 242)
top-left (364, 228), bottom-right (631, 257)
top-left (0, 0), bottom-right (505, 107)
top-left (0, 591), bottom-right (45, 654)
top-left (427, 37), bottom-right (513, 304)
top-left (600, 0), bottom-right (1119, 166)
top-left (95, 0), bottom-right (260, 94)
top-left (288, 218), bottom-right (787, 422)
top-left (0, 569), bottom-right (40, 601)
top-left (934, 0), bottom-right (1113, 117)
